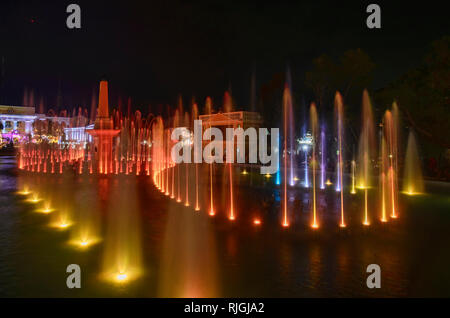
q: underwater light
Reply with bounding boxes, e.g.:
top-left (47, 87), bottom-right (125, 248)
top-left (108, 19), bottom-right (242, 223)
top-left (28, 196), bottom-right (41, 203)
top-left (403, 190), bottom-right (420, 196)
top-left (116, 273), bottom-right (128, 282)
top-left (42, 207), bottom-right (52, 213)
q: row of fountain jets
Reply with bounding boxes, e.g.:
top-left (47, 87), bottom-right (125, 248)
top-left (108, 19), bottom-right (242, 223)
top-left (18, 81), bottom-right (424, 230)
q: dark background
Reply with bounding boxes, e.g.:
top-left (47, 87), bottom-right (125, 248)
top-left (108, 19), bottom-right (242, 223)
top-left (0, 0), bottom-right (448, 112)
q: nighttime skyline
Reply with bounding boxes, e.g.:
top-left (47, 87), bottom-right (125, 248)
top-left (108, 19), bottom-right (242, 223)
top-left (0, 0), bottom-right (450, 308)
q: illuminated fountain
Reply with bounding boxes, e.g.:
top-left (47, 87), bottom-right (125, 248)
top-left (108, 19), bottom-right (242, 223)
top-left (380, 135), bottom-right (388, 222)
top-left (14, 74), bottom-right (423, 297)
top-left (384, 104), bottom-right (400, 218)
top-left (184, 111), bottom-right (190, 207)
top-left (205, 97), bottom-right (215, 216)
top-left (275, 131), bottom-right (281, 186)
top-left (357, 90), bottom-right (376, 226)
top-left (192, 103), bottom-right (201, 211)
top-left (304, 147), bottom-right (309, 188)
top-left (350, 160), bottom-right (357, 194)
top-left (102, 176), bottom-right (143, 284)
top-left (68, 178), bottom-right (102, 249)
top-left (403, 130), bottom-right (424, 195)
top-left (285, 69), bottom-right (295, 187)
top-left (310, 103), bottom-right (319, 229)
top-left (281, 83), bottom-right (292, 227)
top-left (320, 128), bottom-right (326, 190)
top-left (335, 92), bottom-right (346, 228)
top-left (228, 162), bottom-right (235, 221)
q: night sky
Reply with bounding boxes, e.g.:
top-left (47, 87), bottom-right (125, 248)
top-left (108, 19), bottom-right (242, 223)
top-left (0, 0), bottom-right (448, 112)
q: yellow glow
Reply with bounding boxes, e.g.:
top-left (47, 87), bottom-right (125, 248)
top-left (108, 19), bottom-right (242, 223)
top-left (116, 273), bottom-right (128, 282)
top-left (50, 217), bottom-right (72, 228)
top-left (253, 218), bottom-right (261, 225)
top-left (363, 188), bottom-right (370, 226)
top-left (241, 169), bottom-right (248, 175)
top-left (265, 173), bottom-right (271, 178)
top-left (209, 211), bottom-right (215, 216)
top-left (282, 222), bottom-right (289, 228)
top-left (36, 205), bottom-right (54, 214)
top-left (325, 179), bottom-right (332, 186)
top-left (101, 268), bottom-right (141, 284)
top-left (17, 189), bottom-right (31, 195)
top-left (27, 196), bottom-right (41, 203)
top-left (311, 223), bottom-right (319, 229)
top-left (229, 215), bottom-right (235, 221)
top-left (402, 190), bottom-right (421, 196)
top-left (293, 176), bottom-right (299, 181)
top-left (339, 222), bottom-right (346, 228)
top-left (68, 236), bottom-right (100, 249)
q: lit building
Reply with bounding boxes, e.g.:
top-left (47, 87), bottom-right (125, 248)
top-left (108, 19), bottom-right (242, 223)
top-left (0, 105), bottom-right (76, 145)
top-left (198, 111), bottom-right (263, 162)
top-left (0, 105), bottom-right (36, 141)
top-left (63, 124), bottom-right (94, 146)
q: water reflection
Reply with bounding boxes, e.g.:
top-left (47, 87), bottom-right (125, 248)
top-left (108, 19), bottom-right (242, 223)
top-left (158, 201), bottom-right (219, 297)
top-left (102, 176), bottom-right (143, 284)
top-left (0, 157), bottom-right (448, 296)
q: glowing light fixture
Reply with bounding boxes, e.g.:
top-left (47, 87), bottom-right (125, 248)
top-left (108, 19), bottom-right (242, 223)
top-left (116, 273), bottom-right (128, 282)
top-left (28, 196), bottom-right (41, 203)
